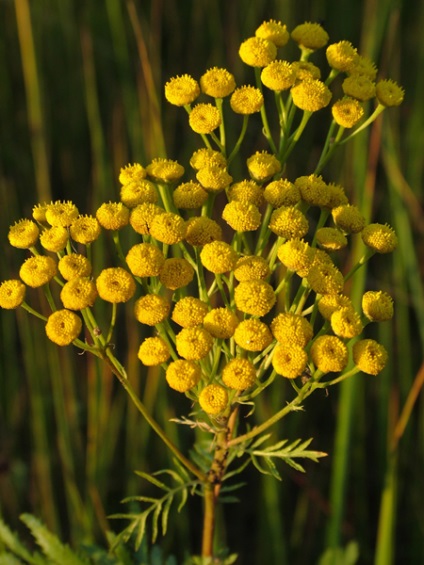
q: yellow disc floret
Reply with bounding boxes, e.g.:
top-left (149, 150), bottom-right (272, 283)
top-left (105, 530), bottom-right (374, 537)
top-left (332, 97), bottom-right (364, 128)
top-left (277, 238), bottom-right (314, 276)
top-left (39, 226), bottom-right (68, 252)
top-left (326, 41), bottom-right (358, 72)
top-left (316, 227), bottom-right (348, 251)
top-left (361, 223), bottom-right (398, 253)
top-left (342, 75), bottom-right (376, 101)
top-left (138, 337), bottom-right (170, 366)
top-left (272, 344), bottom-right (308, 379)
top-left (310, 335), bottom-right (348, 373)
top-left (230, 86), bottom-right (264, 114)
top-left (270, 313), bottom-right (313, 346)
top-left (199, 384), bottom-right (228, 415)
top-left (255, 19), bottom-right (289, 47)
top-left (171, 297), bottom-right (209, 328)
top-left (149, 212), bottom-right (186, 245)
top-left (45, 309), bottom-right (82, 346)
top-left (233, 319), bottom-right (273, 351)
top-left (129, 203), bottom-right (165, 235)
top-left (295, 174), bottom-right (330, 207)
top-left (330, 306), bottom-right (363, 339)
top-left (264, 179), bottom-right (301, 208)
top-left (376, 79), bottom-right (404, 107)
top-left (120, 179), bottom-right (158, 208)
top-left (159, 258), bottom-right (194, 290)
top-left (58, 254), bottom-right (92, 281)
top-left (119, 163), bottom-right (147, 185)
top-left (45, 201), bottom-right (79, 227)
top-left (200, 67), bottom-right (236, 98)
top-left (69, 215), bottom-right (101, 244)
top-left (164, 74), bottom-right (200, 106)
top-left (239, 36), bottom-right (277, 67)
top-left (96, 267), bottom-right (136, 303)
top-left (96, 202), bottom-right (130, 230)
top-left (196, 166), bottom-right (233, 193)
top-left (227, 180), bottom-right (264, 207)
top-left (291, 22), bottom-right (329, 51)
top-left (185, 216), bottom-right (222, 247)
top-left (8, 219), bottom-right (39, 249)
top-left (189, 103), bottom-right (222, 134)
top-left (291, 79), bottom-right (332, 112)
top-left (261, 60), bottom-right (296, 91)
top-left (166, 359), bottom-right (201, 392)
top-left (362, 290), bottom-right (394, 322)
top-left (200, 241), bottom-right (238, 274)
top-left (222, 358), bottom-right (257, 390)
top-left (203, 308), bottom-right (239, 339)
top-left (134, 294), bottom-right (171, 325)
top-left (233, 255), bottom-right (270, 282)
top-left (125, 243), bottom-right (165, 277)
top-left (332, 204), bottom-right (366, 234)
top-left (353, 339), bottom-right (388, 375)
top-left (146, 158), bottom-right (185, 183)
top-left (222, 201), bottom-right (262, 232)
top-left (176, 327), bottom-right (214, 360)
top-left (173, 181), bottom-right (208, 209)
top-left (234, 280), bottom-right (276, 317)
top-left (19, 256), bottom-right (57, 288)
top-left (269, 206), bottom-right (309, 239)
top-left (60, 277), bottom-right (98, 310)
top-left (247, 151), bottom-right (281, 182)
top-left (0, 280), bottom-right (26, 309)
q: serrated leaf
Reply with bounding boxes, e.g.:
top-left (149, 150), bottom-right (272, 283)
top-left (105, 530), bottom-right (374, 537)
top-left (161, 495), bottom-right (173, 537)
top-left (0, 520), bottom-right (45, 565)
top-left (178, 485), bottom-right (188, 513)
top-left (0, 553), bottom-right (25, 565)
top-left (134, 471), bottom-right (170, 491)
top-left (250, 433), bottom-right (272, 450)
top-left (151, 499), bottom-right (163, 543)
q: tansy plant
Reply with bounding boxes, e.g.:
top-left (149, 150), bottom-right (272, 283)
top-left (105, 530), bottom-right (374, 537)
top-left (0, 19), bottom-right (403, 564)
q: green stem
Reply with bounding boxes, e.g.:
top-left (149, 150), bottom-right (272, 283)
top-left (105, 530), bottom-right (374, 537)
top-left (227, 115), bottom-right (249, 165)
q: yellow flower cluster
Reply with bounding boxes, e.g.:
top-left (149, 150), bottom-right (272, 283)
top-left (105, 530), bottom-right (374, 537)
top-left (1, 16), bottom-right (402, 425)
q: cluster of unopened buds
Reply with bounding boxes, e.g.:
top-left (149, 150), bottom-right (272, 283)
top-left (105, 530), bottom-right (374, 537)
top-left (1, 20), bottom-right (402, 419)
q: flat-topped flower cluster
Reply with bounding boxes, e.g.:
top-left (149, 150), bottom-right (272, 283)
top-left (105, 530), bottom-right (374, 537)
top-left (1, 20), bottom-right (401, 420)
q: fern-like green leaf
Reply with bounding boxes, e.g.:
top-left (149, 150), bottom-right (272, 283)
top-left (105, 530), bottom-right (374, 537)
top-left (19, 515), bottom-right (89, 565)
top-left (0, 553), bottom-right (24, 565)
top-left (0, 519), bottom-right (46, 565)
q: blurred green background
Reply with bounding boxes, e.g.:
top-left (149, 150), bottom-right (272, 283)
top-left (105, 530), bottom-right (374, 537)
top-left (0, 0), bottom-right (423, 563)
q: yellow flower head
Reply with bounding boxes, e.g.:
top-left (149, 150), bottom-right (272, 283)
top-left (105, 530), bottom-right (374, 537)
top-left (172, 297), bottom-right (209, 328)
top-left (270, 312), bottom-right (313, 346)
top-left (8, 219), bottom-right (39, 249)
top-left (119, 163), bottom-right (147, 185)
top-left (45, 201), bottom-right (79, 227)
top-left (330, 306), bottom-right (363, 339)
top-left (166, 359), bottom-right (201, 392)
top-left (318, 293), bottom-right (353, 320)
top-left (173, 181), bottom-right (208, 209)
top-left (149, 212), bottom-right (186, 245)
top-left (196, 166), bottom-right (233, 193)
top-left (130, 203), bottom-right (165, 235)
top-left (230, 86), bottom-right (264, 114)
top-left (261, 60), bottom-right (296, 91)
top-left (96, 202), bottom-right (130, 230)
top-left (58, 254), bottom-right (92, 281)
top-left (349, 54), bottom-right (378, 79)
top-left (291, 22), bottom-right (329, 51)
top-left (200, 241), bottom-right (238, 274)
top-left (138, 337), bottom-right (170, 366)
top-left (96, 267), bottom-right (136, 303)
top-left (203, 307), bottom-right (239, 339)
top-left (159, 258), bottom-right (194, 290)
top-left (277, 238), bottom-right (314, 276)
top-left (326, 41), bottom-right (358, 72)
top-left (291, 79), bottom-right (332, 112)
top-left (189, 148), bottom-right (227, 170)
top-left (60, 277), bottom-right (98, 310)
top-left (69, 215), bottom-right (101, 244)
top-left (189, 103), bottom-right (222, 134)
top-left (316, 227), bottom-right (348, 251)
top-left (264, 179), bottom-right (301, 208)
top-left (222, 358), bottom-right (257, 390)
top-left (45, 309), bottom-right (82, 346)
top-left (120, 179), bottom-right (158, 208)
top-left (227, 180), bottom-right (264, 207)
top-left (362, 290), bottom-right (394, 322)
top-left (19, 256), bottom-right (57, 288)
top-left (134, 294), bottom-right (170, 325)
top-left (272, 344), bottom-right (308, 379)
top-left (310, 335), bottom-right (348, 373)
top-left (353, 339), bottom-right (388, 375)
top-left (199, 384), bottom-right (228, 415)
top-left (376, 79), bottom-right (405, 107)
top-left (326, 183), bottom-right (349, 209)
top-left (295, 174), bottom-right (330, 207)
top-left (200, 67), bottom-right (236, 98)
top-left (176, 327), bottom-right (214, 360)
top-left (332, 97), bottom-right (364, 128)
top-left (234, 280), bottom-right (276, 317)
top-left (247, 151), bottom-right (281, 182)
top-left (164, 74), bottom-right (200, 106)
top-left (332, 204), bottom-right (366, 234)
top-left (146, 158), bottom-right (185, 183)
top-left (39, 226), bottom-right (69, 252)
top-left (125, 243), bottom-right (165, 277)
top-left (233, 319), bottom-right (273, 351)
top-left (0, 280), bottom-right (26, 309)
top-left (361, 223), bottom-right (398, 253)
top-left (222, 201), bottom-right (262, 232)
top-left (342, 75), bottom-right (376, 101)
top-left (291, 61), bottom-right (321, 81)
top-left (185, 216), bottom-right (222, 247)
top-left (307, 261), bottom-right (344, 295)
top-left (269, 206), bottom-right (309, 239)
top-left (233, 255), bottom-right (270, 282)
top-left (32, 203), bottom-right (48, 223)
top-left (239, 36), bottom-right (277, 67)
top-left (255, 19), bottom-right (289, 47)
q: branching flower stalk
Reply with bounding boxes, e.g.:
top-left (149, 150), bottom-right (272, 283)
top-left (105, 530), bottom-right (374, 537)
top-left (0, 19), bottom-right (404, 563)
